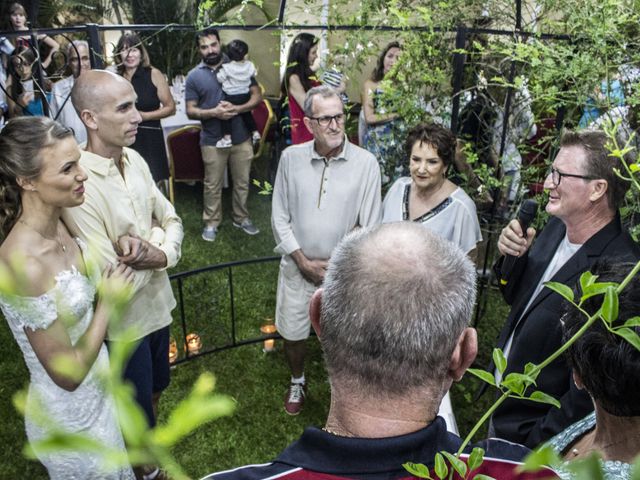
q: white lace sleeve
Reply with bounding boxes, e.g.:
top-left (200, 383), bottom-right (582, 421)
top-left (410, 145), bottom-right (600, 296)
top-left (0, 293), bottom-right (58, 331)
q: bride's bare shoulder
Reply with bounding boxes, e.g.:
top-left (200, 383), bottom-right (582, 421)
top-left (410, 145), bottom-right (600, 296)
top-left (0, 231), bottom-right (51, 297)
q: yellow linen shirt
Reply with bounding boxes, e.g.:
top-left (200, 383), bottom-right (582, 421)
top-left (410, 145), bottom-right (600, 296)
top-left (62, 147), bottom-right (183, 341)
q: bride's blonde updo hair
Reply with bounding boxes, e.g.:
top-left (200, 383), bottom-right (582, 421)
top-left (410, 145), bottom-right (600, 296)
top-left (0, 117), bottom-right (74, 238)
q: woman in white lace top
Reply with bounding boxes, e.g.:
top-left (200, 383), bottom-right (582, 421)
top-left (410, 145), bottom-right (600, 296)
top-left (0, 116), bottom-right (135, 478)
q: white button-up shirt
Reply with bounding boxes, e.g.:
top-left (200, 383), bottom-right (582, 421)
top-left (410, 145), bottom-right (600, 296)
top-left (50, 75), bottom-right (87, 145)
top-left (272, 138), bottom-right (382, 260)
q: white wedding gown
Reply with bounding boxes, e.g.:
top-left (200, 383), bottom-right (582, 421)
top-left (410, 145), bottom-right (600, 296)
top-left (0, 265), bottom-right (134, 479)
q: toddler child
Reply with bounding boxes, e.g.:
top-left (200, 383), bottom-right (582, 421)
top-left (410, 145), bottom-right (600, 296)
top-left (216, 39), bottom-right (261, 148)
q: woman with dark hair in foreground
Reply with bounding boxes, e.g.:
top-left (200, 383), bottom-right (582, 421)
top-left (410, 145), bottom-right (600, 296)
top-left (547, 260), bottom-right (640, 479)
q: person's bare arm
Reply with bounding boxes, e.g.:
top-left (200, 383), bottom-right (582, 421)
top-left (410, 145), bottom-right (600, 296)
top-left (139, 67), bottom-right (176, 122)
top-left (287, 74), bottom-right (307, 109)
top-left (333, 75), bottom-right (347, 94)
top-left (39, 34), bottom-right (59, 69)
top-left (9, 91), bottom-right (34, 117)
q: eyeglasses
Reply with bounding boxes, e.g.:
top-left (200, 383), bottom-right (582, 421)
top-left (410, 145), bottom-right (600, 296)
top-left (308, 113), bottom-right (345, 127)
top-left (547, 167), bottom-right (597, 186)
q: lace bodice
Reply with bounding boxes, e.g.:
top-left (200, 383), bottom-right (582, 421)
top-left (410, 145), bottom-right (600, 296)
top-left (1, 267), bottom-right (96, 385)
top-left (0, 258), bottom-right (134, 479)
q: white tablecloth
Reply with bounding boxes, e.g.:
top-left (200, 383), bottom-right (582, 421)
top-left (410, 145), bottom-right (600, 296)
top-left (161, 97), bottom-right (228, 187)
top-left (161, 105), bottom-right (199, 145)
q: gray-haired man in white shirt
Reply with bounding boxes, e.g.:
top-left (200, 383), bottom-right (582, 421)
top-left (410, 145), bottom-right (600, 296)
top-left (51, 40), bottom-right (91, 144)
top-left (272, 85), bottom-right (381, 416)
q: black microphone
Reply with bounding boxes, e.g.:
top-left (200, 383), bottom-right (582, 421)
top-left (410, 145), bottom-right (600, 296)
top-left (499, 199), bottom-right (538, 286)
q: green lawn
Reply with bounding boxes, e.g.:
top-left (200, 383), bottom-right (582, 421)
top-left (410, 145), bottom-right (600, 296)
top-left (0, 178), bottom-right (509, 480)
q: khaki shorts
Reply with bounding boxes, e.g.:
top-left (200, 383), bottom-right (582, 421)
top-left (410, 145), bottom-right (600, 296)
top-left (275, 255), bottom-right (318, 341)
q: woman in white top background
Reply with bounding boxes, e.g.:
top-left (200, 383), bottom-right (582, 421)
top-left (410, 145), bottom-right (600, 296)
top-left (382, 122), bottom-right (482, 262)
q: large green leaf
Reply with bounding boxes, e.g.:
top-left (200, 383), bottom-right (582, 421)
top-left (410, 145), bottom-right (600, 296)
top-left (613, 327), bottom-right (640, 352)
top-left (501, 372), bottom-right (537, 396)
top-left (544, 281), bottom-right (574, 302)
top-left (434, 453), bottom-right (448, 479)
top-left (565, 453), bottom-right (605, 480)
top-left (528, 390), bottom-right (561, 408)
top-left (517, 444), bottom-right (561, 473)
top-left (579, 282), bottom-right (617, 304)
top-left (578, 270), bottom-right (597, 293)
top-left (467, 368), bottom-right (496, 387)
top-left (501, 376), bottom-right (524, 396)
top-left (153, 373), bottom-right (235, 446)
top-left (403, 462), bottom-right (433, 479)
top-left (112, 383), bottom-right (149, 448)
top-left (601, 286), bottom-right (619, 324)
top-left (630, 454), bottom-right (640, 480)
top-left (622, 316), bottom-right (640, 328)
top-left (441, 451), bottom-right (468, 478)
top-left (467, 447), bottom-right (485, 472)
top-left (523, 362), bottom-right (539, 380)
top-left (492, 348), bottom-right (507, 376)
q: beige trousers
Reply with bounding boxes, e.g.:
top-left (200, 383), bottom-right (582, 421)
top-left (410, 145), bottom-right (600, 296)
top-left (201, 140), bottom-right (253, 227)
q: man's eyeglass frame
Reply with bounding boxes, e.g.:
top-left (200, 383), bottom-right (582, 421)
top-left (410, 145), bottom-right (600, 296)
top-left (548, 167), bottom-right (598, 186)
top-left (307, 114), bottom-right (345, 127)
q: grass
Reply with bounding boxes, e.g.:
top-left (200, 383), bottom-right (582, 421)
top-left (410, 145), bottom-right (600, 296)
top-left (0, 171), bottom-right (509, 479)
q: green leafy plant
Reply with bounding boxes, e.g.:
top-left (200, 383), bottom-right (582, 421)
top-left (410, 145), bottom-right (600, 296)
top-left (252, 178), bottom-right (273, 195)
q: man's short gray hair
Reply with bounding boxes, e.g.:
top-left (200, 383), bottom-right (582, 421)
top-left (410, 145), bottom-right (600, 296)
top-left (66, 40), bottom-right (89, 62)
top-left (303, 85), bottom-right (342, 117)
top-left (320, 222), bottom-right (477, 396)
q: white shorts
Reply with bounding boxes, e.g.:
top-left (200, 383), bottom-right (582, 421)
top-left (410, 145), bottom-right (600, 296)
top-left (275, 255), bottom-right (318, 341)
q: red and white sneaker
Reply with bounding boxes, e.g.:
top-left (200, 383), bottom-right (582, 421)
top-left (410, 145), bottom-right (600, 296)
top-left (284, 382), bottom-right (307, 416)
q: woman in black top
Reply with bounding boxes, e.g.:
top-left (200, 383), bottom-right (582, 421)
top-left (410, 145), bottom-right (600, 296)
top-left (115, 33), bottom-right (175, 184)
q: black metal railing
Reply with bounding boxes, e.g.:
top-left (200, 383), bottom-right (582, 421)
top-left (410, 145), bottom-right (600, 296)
top-left (168, 256), bottom-right (282, 365)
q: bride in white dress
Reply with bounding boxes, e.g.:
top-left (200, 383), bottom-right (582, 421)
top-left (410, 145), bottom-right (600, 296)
top-left (0, 117), bottom-right (135, 479)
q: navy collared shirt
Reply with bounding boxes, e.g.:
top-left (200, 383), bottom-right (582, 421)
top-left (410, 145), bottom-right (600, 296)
top-left (200, 417), bottom-right (560, 480)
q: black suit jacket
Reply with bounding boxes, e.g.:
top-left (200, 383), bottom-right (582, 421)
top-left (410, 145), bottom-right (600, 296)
top-left (488, 215), bottom-right (640, 448)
